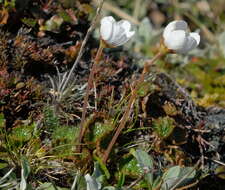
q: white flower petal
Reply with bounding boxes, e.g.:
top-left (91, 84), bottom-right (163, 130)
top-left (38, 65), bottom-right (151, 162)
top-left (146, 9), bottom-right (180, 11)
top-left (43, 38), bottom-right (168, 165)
top-left (163, 20), bottom-right (200, 54)
top-left (119, 20), bottom-right (131, 30)
top-left (189, 32), bottom-right (200, 45)
top-left (111, 24), bottom-right (134, 46)
top-left (163, 20), bottom-right (187, 40)
top-left (164, 30), bottom-right (187, 52)
top-left (110, 23), bottom-right (124, 43)
top-left (112, 35), bottom-right (128, 46)
top-left (100, 16), bottom-right (115, 41)
top-left (127, 30), bottom-right (135, 38)
top-left (100, 16), bottom-right (135, 47)
top-left (119, 20), bottom-right (135, 38)
top-left (180, 32), bottom-right (200, 53)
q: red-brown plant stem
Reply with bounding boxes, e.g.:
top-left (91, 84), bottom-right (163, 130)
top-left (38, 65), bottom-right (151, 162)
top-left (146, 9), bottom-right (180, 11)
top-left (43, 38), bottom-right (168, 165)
top-left (102, 51), bottom-right (164, 164)
top-left (77, 44), bottom-right (104, 151)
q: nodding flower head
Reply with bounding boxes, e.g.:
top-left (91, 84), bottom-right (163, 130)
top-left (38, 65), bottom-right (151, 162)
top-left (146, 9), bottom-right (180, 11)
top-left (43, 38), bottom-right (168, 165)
top-left (163, 20), bottom-right (200, 54)
top-left (100, 16), bottom-right (135, 47)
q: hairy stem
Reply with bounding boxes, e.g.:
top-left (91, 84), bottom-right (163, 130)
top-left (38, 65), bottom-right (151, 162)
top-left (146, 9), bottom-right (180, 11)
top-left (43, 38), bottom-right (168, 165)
top-left (77, 43), bottom-right (104, 151)
top-left (59, 0), bottom-right (105, 99)
top-left (103, 51), bottom-right (164, 164)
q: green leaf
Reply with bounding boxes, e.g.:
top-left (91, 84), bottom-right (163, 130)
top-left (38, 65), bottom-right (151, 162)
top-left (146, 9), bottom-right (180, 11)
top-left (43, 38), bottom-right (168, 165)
top-left (8, 123), bottom-right (35, 149)
top-left (118, 154), bottom-right (142, 178)
top-left (137, 82), bottom-right (156, 97)
top-left (132, 149), bottom-right (153, 170)
top-left (20, 157), bottom-right (31, 190)
top-left (0, 113), bottom-right (5, 128)
top-left (161, 166), bottom-right (196, 190)
top-left (52, 125), bottom-right (79, 144)
top-left (58, 11), bottom-right (74, 23)
top-left (21, 18), bottom-right (37, 27)
top-left (0, 162), bottom-right (8, 169)
top-left (93, 156), bottom-right (110, 179)
top-left (37, 182), bottom-right (69, 190)
top-left (43, 106), bottom-right (59, 129)
top-left (92, 162), bottom-right (107, 185)
top-left (37, 183), bottom-right (55, 190)
top-left (152, 117), bottom-right (175, 139)
top-left (218, 31), bottom-right (225, 57)
top-left (152, 175), bottom-right (162, 189)
top-left (0, 168), bottom-right (14, 185)
top-left (85, 174), bottom-right (100, 190)
top-left (117, 172), bottom-right (125, 188)
top-left (131, 149), bottom-right (154, 187)
top-left (86, 120), bottom-right (114, 144)
top-left (102, 187), bottom-right (116, 190)
top-left (40, 15), bottom-right (63, 33)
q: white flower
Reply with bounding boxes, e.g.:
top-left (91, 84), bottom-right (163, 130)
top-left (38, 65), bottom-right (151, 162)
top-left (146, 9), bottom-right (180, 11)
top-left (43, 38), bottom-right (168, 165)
top-left (163, 20), bottom-right (200, 54)
top-left (100, 16), bottom-right (135, 47)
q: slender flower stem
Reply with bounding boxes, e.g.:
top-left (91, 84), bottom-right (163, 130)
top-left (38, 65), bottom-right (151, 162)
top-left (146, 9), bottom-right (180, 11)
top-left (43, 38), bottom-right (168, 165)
top-left (102, 51), bottom-right (164, 164)
top-left (77, 43), bottom-right (104, 151)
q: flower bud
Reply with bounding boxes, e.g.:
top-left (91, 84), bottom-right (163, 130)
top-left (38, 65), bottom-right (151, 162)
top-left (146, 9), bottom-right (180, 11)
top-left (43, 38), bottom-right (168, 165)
top-left (163, 20), bottom-right (200, 54)
top-left (100, 16), bottom-right (135, 47)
